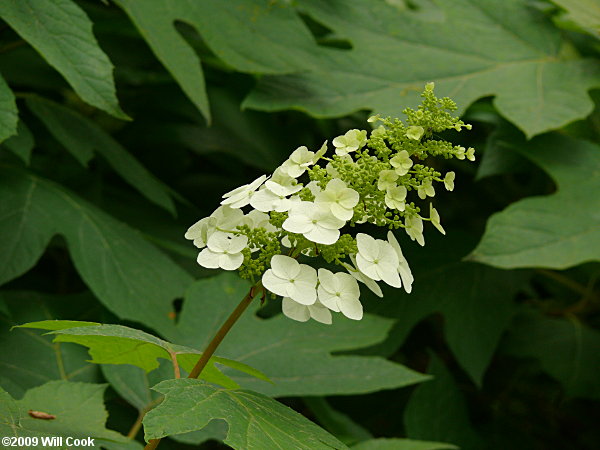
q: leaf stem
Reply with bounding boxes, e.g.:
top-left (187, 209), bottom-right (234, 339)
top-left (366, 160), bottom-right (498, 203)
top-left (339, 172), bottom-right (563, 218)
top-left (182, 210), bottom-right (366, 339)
top-left (143, 281), bottom-right (262, 450)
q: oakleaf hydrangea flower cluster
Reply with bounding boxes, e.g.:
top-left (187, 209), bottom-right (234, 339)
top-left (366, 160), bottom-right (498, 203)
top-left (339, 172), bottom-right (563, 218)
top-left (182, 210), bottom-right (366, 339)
top-left (185, 83), bottom-right (475, 324)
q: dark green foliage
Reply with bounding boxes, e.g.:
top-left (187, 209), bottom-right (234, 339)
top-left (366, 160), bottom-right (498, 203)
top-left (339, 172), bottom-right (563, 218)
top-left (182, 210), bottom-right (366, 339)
top-left (0, 1), bottom-right (599, 448)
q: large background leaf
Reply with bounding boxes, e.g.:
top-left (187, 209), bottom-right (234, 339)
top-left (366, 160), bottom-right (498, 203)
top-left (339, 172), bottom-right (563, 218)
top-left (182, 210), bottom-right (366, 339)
top-left (0, 381), bottom-right (140, 449)
top-left (143, 378), bottom-right (346, 449)
top-left (470, 133), bottom-right (600, 269)
top-left (0, 0), bottom-right (127, 119)
top-left (244, 0), bottom-right (600, 137)
top-left (0, 73), bottom-right (18, 143)
top-left (159, 273), bottom-right (429, 396)
top-left (0, 168), bottom-right (192, 331)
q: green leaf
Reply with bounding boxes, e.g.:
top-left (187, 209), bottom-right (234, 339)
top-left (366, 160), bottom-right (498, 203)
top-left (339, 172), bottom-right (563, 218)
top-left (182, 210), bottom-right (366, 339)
top-left (244, 0), bottom-right (600, 137)
top-left (0, 291), bottom-right (99, 398)
top-left (26, 97), bottom-right (176, 214)
top-left (101, 363), bottom-right (229, 446)
top-left (0, 167), bottom-right (192, 332)
top-left (369, 234), bottom-right (526, 386)
top-left (161, 273), bottom-right (429, 397)
top-left (551, 0), bottom-right (600, 34)
top-left (404, 355), bottom-right (482, 450)
top-left (501, 309), bottom-right (600, 399)
top-left (469, 133), bottom-right (600, 269)
top-left (0, 381), bottom-right (140, 449)
top-left (352, 438), bottom-right (458, 450)
top-left (143, 378), bottom-right (347, 449)
top-left (0, 73), bottom-right (18, 143)
top-left (113, 0), bottom-right (327, 122)
top-left (304, 397), bottom-right (373, 446)
top-left (0, 0), bottom-right (128, 119)
top-left (2, 121), bottom-right (34, 164)
top-left (17, 320), bottom-right (269, 389)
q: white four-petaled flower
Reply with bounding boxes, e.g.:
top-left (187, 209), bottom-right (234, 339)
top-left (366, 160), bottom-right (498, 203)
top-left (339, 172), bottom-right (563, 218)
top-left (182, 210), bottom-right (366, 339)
top-left (429, 204), bottom-right (445, 235)
top-left (280, 146), bottom-right (315, 178)
top-left (355, 233), bottom-right (401, 288)
top-left (262, 255), bottom-right (317, 305)
top-left (283, 202), bottom-right (345, 245)
top-left (221, 175), bottom-right (267, 209)
top-left (281, 297), bottom-right (332, 324)
top-left (378, 170), bottom-right (399, 191)
top-left (390, 150), bottom-right (413, 176)
top-left (387, 231), bottom-right (414, 293)
top-left (332, 129), bottom-right (367, 156)
top-left (315, 178), bottom-right (359, 221)
top-left (417, 179), bottom-right (435, 199)
top-left (317, 269), bottom-right (363, 320)
top-left (197, 233), bottom-right (248, 270)
top-left (385, 185), bottom-right (407, 211)
top-left (405, 215), bottom-right (425, 246)
top-left (185, 206), bottom-right (244, 248)
top-left (444, 172), bottom-right (455, 191)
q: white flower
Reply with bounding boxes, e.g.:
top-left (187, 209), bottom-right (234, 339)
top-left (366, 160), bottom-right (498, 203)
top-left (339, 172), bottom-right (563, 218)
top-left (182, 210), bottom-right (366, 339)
top-left (345, 255), bottom-right (383, 298)
top-left (444, 171), bottom-right (455, 191)
top-left (315, 178), bottom-right (359, 221)
top-left (378, 170), bottom-right (398, 191)
top-left (332, 129), bottom-right (367, 156)
top-left (355, 233), bottom-right (401, 288)
top-left (385, 185), bottom-right (407, 211)
top-left (262, 255), bottom-right (317, 305)
top-left (265, 168), bottom-right (302, 196)
top-left (283, 202), bottom-right (345, 245)
top-left (305, 180), bottom-right (322, 196)
top-left (280, 146), bottom-right (315, 178)
top-left (390, 150), bottom-right (413, 176)
top-left (466, 147), bottom-right (476, 161)
top-left (197, 233), bottom-right (247, 270)
top-left (221, 175), bottom-right (267, 209)
top-left (417, 179), bottom-right (435, 199)
top-left (185, 206), bottom-right (244, 248)
top-left (371, 125), bottom-right (386, 138)
top-left (430, 203), bottom-right (445, 235)
top-left (317, 269), bottom-right (363, 320)
top-left (313, 141), bottom-right (328, 162)
top-left (244, 210), bottom-right (275, 231)
top-left (387, 231), bottom-right (414, 293)
top-left (456, 146), bottom-right (466, 160)
top-left (405, 215), bottom-right (425, 246)
top-left (406, 126), bottom-right (424, 141)
top-left (281, 297), bottom-right (331, 324)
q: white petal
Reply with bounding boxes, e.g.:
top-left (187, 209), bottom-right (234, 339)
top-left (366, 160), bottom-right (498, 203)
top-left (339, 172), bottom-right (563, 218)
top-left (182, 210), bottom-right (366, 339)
top-left (207, 232), bottom-right (231, 252)
top-left (317, 268), bottom-right (338, 294)
top-left (262, 270), bottom-right (289, 297)
top-left (197, 249), bottom-right (220, 269)
top-left (330, 203), bottom-right (353, 221)
top-left (308, 302), bottom-right (333, 324)
top-left (270, 255), bottom-right (301, 280)
top-left (317, 286), bottom-right (341, 311)
top-left (377, 263), bottom-right (402, 288)
top-left (227, 235), bottom-right (249, 253)
top-left (356, 254), bottom-right (381, 281)
top-left (356, 233), bottom-right (379, 262)
top-left (185, 217), bottom-right (209, 240)
top-left (283, 214), bottom-right (313, 234)
top-left (287, 282), bottom-right (317, 305)
top-left (219, 253), bottom-right (244, 270)
top-left (249, 189), bottom-right (278, 212)
top-left (282, 297), bottom-right (310, 322)
top-left (339, 296), bottom-right (363, 320)
top-left (304, 226), bottom-right (339, 245)
top-left (297, 264), bottom-right (318, 285)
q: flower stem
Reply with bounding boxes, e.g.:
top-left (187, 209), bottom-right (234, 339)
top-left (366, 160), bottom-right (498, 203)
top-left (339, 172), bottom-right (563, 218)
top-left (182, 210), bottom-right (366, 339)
top-left (143, 281), bottom-right (262, 450)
